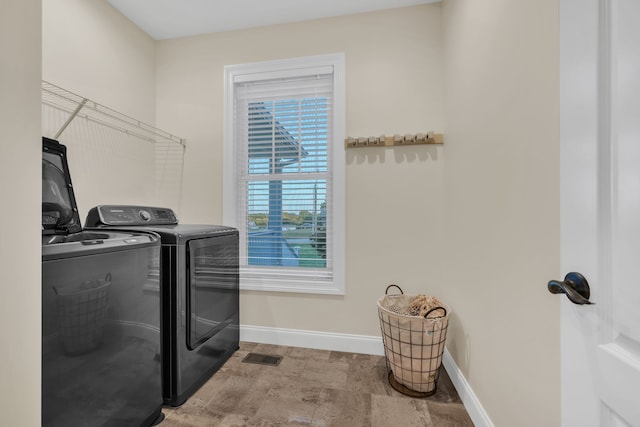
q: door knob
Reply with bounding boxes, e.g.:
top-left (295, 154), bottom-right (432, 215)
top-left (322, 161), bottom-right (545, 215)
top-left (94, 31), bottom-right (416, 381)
top-left (548, 272), bottom-right (594, 305)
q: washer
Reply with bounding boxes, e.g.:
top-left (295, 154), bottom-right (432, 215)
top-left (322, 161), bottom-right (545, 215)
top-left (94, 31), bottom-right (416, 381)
top-left (85, 205), bottom-right (240, 406)
top-left (42, 138), bottom-right (163, 426)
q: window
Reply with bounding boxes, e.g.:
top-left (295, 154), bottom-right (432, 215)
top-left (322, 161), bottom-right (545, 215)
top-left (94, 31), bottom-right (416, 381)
top-left (223, 54), bottom-right (345, 294)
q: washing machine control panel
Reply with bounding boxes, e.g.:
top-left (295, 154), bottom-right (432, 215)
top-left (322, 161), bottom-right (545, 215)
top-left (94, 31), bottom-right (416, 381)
top-left (86, 205), bottom-right (179, 226)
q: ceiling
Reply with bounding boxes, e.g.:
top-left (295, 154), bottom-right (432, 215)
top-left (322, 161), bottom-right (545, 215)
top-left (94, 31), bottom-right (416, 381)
top-left (106, 0), bottom-right (440, 40)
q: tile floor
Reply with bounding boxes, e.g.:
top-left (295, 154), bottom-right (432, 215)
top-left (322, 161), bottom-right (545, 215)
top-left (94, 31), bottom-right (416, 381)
top-left (159, 342), bottom-right (474, 427)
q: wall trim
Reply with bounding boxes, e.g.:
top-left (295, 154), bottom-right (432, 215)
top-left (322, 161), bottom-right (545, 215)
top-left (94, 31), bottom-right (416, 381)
top-left (240, 324), bottom-right (493, 427)
top-left (240, 324), bottom-right (385, 356)
top-left (441, 349), bottom-right (495, 427)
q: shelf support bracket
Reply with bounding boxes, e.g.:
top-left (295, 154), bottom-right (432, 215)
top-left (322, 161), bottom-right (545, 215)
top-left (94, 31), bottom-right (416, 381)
top-left (54, 98), bottom-right (88, 139)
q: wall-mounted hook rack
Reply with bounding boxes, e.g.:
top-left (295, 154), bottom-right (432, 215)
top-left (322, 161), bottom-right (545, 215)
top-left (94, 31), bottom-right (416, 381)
top-left (345, 132), bottom-right (443, 149)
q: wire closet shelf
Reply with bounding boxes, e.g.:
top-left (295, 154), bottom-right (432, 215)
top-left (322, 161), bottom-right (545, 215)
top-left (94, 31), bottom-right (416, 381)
top-left (42, 81), bottom-right (185, 147)
top-left (42, 80), bottom-right (186, 215)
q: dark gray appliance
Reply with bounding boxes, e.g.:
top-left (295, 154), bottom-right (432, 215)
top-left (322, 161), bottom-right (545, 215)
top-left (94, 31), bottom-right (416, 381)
top-left (42, 138), bottom-right (164, 426)
top-left (85, 205), bottom-right (240, 407)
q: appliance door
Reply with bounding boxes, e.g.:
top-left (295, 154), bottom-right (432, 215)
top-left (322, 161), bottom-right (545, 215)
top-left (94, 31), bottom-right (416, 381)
top-left (185, 233), bottom-right (239, 350)
top-left (42, 240), bottom-right (162, 427)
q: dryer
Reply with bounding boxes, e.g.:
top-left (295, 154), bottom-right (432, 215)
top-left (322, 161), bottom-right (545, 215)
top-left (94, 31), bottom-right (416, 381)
top-left (85, 205), bottom-right (240, 406)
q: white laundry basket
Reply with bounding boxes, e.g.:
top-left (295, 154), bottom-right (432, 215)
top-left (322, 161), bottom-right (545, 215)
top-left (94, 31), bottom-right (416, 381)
top-left (377, 284), bottom-right (450, 397)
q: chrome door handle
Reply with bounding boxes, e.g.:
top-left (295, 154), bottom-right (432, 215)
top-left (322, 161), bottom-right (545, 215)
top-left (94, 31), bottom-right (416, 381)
top-left (548, 272), bottom-right (594, 305)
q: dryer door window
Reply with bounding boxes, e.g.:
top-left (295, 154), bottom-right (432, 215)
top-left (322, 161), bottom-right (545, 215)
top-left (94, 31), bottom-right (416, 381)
top-left (185, 234), bottom-right (239, 350)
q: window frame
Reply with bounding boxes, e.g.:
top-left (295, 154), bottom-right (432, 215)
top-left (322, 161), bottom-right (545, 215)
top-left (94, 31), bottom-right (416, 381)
top-left (223, 53), bottom-right (345, 295)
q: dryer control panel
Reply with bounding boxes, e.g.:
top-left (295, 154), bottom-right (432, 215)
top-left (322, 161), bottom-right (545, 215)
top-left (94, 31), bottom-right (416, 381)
top-left (85, 205), bottom-right (179, 226)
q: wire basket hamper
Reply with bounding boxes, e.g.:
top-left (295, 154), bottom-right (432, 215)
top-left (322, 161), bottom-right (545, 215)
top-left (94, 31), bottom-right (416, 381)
top-left (377, 284), bottom-right (450, 397)
top-left (54, 273), bottom-right (111, 356)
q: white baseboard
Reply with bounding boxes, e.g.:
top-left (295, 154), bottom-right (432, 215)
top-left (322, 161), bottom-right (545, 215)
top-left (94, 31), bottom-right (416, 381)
top-left (240, 324), bottom-right (493, 427)
top-left (240, 324), bottom-right (385, 356)
top-left (442, 350), bottom-right (495, 427)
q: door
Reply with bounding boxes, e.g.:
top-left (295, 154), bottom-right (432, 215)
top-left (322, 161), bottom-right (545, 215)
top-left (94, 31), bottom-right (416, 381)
top-left (560, 0), bottom-right (640, 426)
top-left (186, 233), bottom-right (239, 350)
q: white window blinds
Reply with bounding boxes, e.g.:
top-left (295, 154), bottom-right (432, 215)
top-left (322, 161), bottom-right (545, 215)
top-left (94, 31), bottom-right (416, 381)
top-left (225, 55), bottom-right (344, 294)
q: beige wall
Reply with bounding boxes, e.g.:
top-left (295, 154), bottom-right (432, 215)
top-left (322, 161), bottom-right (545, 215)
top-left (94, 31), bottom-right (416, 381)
top-left (43, 0), bottom-right (157, 123)
top-left (42, 0), bottom-right (160, 219)
top-left (155, 4), bottom-right (446, 335)
top-left (0, 0), bottom-right (42, 425)
top-left (156, 2), bottom-right (561, 426)
top-left (442, 1), bottom-right (560, 426)
top-left (14, 1), bottom-right (561, 426)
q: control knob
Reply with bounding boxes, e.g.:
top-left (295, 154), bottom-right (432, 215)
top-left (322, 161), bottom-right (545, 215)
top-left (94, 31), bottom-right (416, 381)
top-left (139, 210), bottom-right (151, 222)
